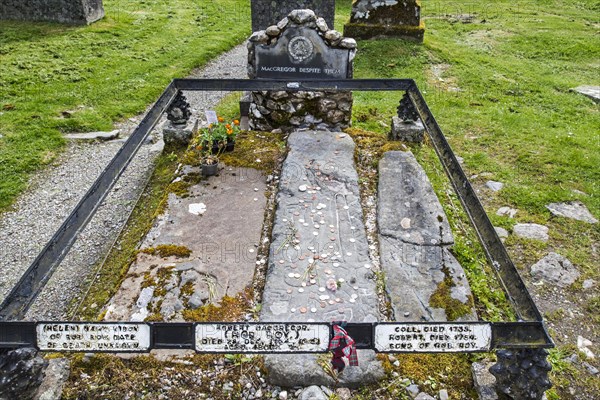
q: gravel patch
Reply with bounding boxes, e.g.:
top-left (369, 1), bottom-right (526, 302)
top-left (0, 43), bottom-right (248, 320)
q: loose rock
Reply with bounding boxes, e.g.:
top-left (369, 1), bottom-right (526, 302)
top-left (513, 223), bottom-right (549, 242)
top-left (486, 180), bottom-right (503, 191)
top-left (546, 201), bottom-right (598, 223)
top-left (530, 252), bottom-right (580, 287)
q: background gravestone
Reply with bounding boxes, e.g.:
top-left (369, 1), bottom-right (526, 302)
top-left (251, 0), bottom-right (335, 32)
top-left (0, 0), bottom-right (104, 25)
top-left (247, 9), bottom-right (356, 132)
top-left (344, 0), bottom-right (424, 42)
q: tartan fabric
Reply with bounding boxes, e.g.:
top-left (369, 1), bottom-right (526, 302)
top-left (329, 325), bottom-right (359, 367)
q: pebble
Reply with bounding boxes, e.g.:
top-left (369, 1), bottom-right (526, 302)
top-left (298, 185), bottom-right (307, 192)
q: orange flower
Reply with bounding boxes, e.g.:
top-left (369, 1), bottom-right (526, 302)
top-left (233, 119), bottom-right (240, 126)
top-left (227, 129), bottom-right (233, 135)
top-left (218, 116), bottom-right (224, 123)
top-left (225, 124), bottom-right (231, 129)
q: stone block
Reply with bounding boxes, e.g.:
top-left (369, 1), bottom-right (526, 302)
top-left (162, 120), bottom-right (195, 148)
top-left (389, 116), bottom-right (425, 143)
top-left (0, 0), bottom-right (104, 25)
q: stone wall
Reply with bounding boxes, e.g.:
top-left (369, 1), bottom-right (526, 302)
top-left (250, 90), bottom-right (353, 132)
top-left (248, 9), bottom-right (356, 132)
top-left (0, 0), bottom-right (104, 25)
top-left (344, 0), bottom-right (424, 42)
top-left (251, 0), bottom-right (335, 32)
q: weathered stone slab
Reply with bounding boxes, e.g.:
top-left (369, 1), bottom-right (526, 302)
top-left (378, 151), bottom-right (453, 246)
top-left (34, 358), bottom-right (70, 400)
top-left (251, 1), bottom-right (335, 32)
top-left (64, 130), bottom-right (119, 141)
top-left (472, 361), bottom-right (499, 400)
top-left (261, 131), bottom-right (383, 387)
top-left (378, 151), bottom-right (475, 322)
top-left (546, 201), bottom-right (598, 224)
top-left (105, 166), bottom-right (267, 321)
top-left (0, 0), bottom-right (104, 25)
top-left (571, 85), bottom-right (600, 103)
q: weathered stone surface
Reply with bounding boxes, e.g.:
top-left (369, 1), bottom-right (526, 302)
top-left (472, 361), bottom-right (499, 400)
top-left (494, 227), bottom-right (509, 240)
top-left (486, 180), bottom-right (504, 192)
top-left (299, 385), bottom-right (328, 400)
top-left (105, 166), bottom-right (267, 321)
top-left (378, 152), bottom-right (453, 246)
top-left (64, 130), bottom-right (119, 141)
top-left (496, 206), bottom-right (517, 218)
top-left (514, 223), bottom-right (549, 242)
top-left (0, 348), bottom-right (47, 400)
top-left (0, 0), bottom-right (104, 25)
top-left (344, 0), bottom-right (424, 41)
top-left (571, 85), bottom-right (600, 103)
top-left (546, 201), bottom-right (598, 224)
top-left (262, 131), bottom-right (383, 387)
top-left (530, 252), bottom-right (580, 288)
top-left (163, 120), bottom-right (195, 148)
top-left (414, 393), bottom-right (435, 400)
top-left (35, 358), bottom-right (70, 400)
top-left (389, 116), bottom-right (425, 143)
top-left (378, 152), bottom-right (475, 322)
top-left (251, 1), bottom-right (335, 32)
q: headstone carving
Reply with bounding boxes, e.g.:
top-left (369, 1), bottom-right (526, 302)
top-left (344, 0), bottom-right (425, 42)
top-left (251, 0), bottom-right (335, 32)
top-left (0, 0), bottom-right (104, 25)
top-left (248, 9), bottom-right (357, 132)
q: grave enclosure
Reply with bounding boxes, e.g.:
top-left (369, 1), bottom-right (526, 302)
top-left (0, 7), bottom-right (554, 400)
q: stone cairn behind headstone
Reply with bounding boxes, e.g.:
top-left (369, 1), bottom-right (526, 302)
top-left (251, 0), bottom-right (335, 32)
top-left (0, 0), bottom-right (104, 25)
top-left (344, 0), bottom-right (425, 42)
top-left (247, 9), bottom-right (357, 132)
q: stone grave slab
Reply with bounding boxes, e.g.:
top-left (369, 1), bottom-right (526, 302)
top-left (261, 130), bottom-right (383, 387)
top-left (378, 151), bottom-right (476, 321)
top-left (104, 166), bottom-right (267, 321)
top-left (344, 0), bottom-right (425, 42)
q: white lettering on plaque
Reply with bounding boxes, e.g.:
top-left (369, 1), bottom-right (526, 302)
top-left (37, 323), bottom-right (150, 352)
top-left (375, 324), bottom-right (492, 352)
top-left (195, 323), bottom-right (330, 353)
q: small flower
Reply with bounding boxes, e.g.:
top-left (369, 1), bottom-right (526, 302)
top-left (326, 278), bottom-right (337, 292)
top-left (218, 116), bottom-right (224, 123)
top-left (225, 124), bottom-right (231, 129)
top-left (233, 119), bottom-right (240, 126)
top-left (208, 123), bottom-right (213, 129)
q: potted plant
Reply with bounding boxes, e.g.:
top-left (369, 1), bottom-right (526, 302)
top-left (200, 150), bottom-right (219, 176)
top-left (202, 116), bottom-right (241, 153)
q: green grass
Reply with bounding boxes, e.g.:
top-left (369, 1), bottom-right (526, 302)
top-left (0, 0), bottom-right (251, 211)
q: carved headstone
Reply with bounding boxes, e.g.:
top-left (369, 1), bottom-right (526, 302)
top-left (344, 0), bottom-right (425, 42)
top-left (0, 0), bottom-right (104, 25)
top-left (251, 0), bottom-right (335, 32)
top-left (248, 9), bottom-right (356, 132)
